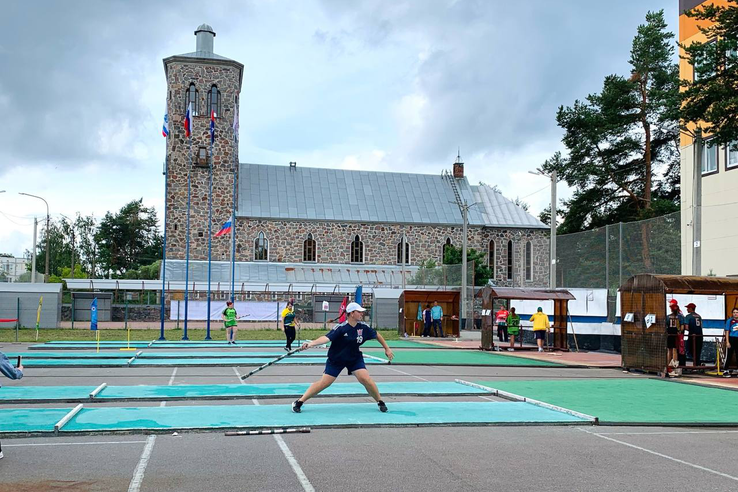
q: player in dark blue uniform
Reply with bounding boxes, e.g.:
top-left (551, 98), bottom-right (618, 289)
top-left (292, 302), bottom-right (394, 413)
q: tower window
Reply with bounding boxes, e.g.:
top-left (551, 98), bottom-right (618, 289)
top-left (396, 239), bottom-right (410, 264)
top-left (207, 85), bottom-right (221, 117)
top-left (350, 235), bottom-right (364, 263)
top-left (254, 232), bottom-right (268, 261)
top-left (303, 233), bottom-right (316, 262)
top-left (185, 83), bottom-right (199, 116)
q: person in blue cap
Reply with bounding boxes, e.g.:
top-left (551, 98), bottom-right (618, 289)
top-left (292, 302), bottom-right (394, 413)
top-left (0, 350), bottom-right (23, 459)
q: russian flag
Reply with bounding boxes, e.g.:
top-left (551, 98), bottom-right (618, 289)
top-left (214, 220), bottom-right (232, 237)
top-left (210, 110), bottom-right (216, 144)
top-left (162, 109), bottom-right (169, 137)
top-left (184, 102), bottom-right (193, 138)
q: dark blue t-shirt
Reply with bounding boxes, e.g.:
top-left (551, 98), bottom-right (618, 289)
top-left (325, 322), bottom-right (377, 364)
top-left (726, 317), bottom-right (738, 338)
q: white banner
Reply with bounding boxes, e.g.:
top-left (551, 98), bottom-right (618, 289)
top-left (170, 301), bottom-right (288, 321)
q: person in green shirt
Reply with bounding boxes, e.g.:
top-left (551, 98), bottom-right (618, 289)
top-left (506, 307), bottom-right (520, 351)
top-left (222, 301), bottom-right (238, 345)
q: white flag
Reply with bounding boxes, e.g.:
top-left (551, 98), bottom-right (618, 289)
top-left (232, 103), bottom-right (239, 142)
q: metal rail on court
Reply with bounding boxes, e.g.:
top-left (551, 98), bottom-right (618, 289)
top-left (455, 379), bottom-right (599, 424)
top-left (225, 427), bottom-right (311, 437)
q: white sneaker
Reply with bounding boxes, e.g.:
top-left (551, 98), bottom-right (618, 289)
top-left (538, 348), bottom-right (544, 353)
top-left (0, 451), bottom-right (4, 459)
top-left (507, 348), bottom-right (515, 352)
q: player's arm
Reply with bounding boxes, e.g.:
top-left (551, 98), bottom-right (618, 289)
top-left (375, 332), bottom-right (394, 361)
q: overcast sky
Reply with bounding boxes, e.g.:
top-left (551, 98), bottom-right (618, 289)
top-left (0, 0), bottom-right (677, 257)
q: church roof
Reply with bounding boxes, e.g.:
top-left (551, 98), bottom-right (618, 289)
top-left (237, 163), bottom-right (546, 229)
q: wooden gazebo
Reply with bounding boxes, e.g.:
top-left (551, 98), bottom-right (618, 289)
top-left (476, 287), bottom-right (576, 351)
top-left (398, 290), bottom-right (460, 337)
top-left (620, 274), bottom-right (738, 373)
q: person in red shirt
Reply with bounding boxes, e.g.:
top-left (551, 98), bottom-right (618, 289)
top-left (495, 306), bottom-right (509, 343)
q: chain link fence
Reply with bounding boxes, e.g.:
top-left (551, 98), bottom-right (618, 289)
top-left (556, 211), bottom-right (681, 291)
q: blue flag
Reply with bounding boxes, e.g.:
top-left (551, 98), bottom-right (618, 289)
top-left (417, 302), bottom-right (422, 321)
top-left (355, 285), bottom-right (362, 305)
top-left (90, 297), bottom-right (98, 331)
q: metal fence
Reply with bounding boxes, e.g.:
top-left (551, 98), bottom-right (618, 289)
top-left (406, 262), bottom-right (474, 288)
top-left (556, 212), bottom-right (681, 291)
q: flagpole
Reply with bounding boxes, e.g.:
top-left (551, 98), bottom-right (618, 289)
top-left (230, 104), bottom-right (238, 302)
top-left (205, 113), bottom-right (214, 340)
top-left (183, 134), bottom-right (192, 341)
top-left (160, 122), bottom-right (168, 341)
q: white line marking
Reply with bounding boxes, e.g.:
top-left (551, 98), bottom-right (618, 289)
top-left (128, 435), bottom-right (156, 492)
top-left (252, 399), bottom-right (315, 491)
top-left (578, 428), bottom-right (738, 482)
top-left (167, 367), bottom-right (178, 386)
top-left (4, 441), bottom-right (147, 448)
top-left (594, 430), bottom-right (738, 436)
top-left (234, 366), bottom-right (245, 383)
top-left (384, 366), bottom-right (430, 382)
top-left (477, 395), bottom-right (498, 402)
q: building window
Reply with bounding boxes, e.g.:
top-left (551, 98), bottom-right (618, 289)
top-left (254, 232), bottom-right (268, 261)
top-left (702, 139), bottom-right (718, 174)
top-left (185, 83), bottom-right (199, 116)
top-left (525, 241), bottom-right (532, 281)
top-left (727, 142), bottom-right (738, 170)
top-left (506, 240), bottom-right (514, 281)
top-left (693, 39), bottom-right (717, 82)
top-left (303, 233), bottom-right (316, 262)
top-left (350, 235), bottom-right (364, 263)
top-left (207, 85), bottom-right (221, 117)
top-left (442, 238), bottom-right (452, 262)
top-left (488, 240), bottom-right (495, 269)
top-left (396, 239), bottom-right (410, 264)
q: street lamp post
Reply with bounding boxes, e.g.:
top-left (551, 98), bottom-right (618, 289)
top-left (19, 193), bottom-right (50, 283)
top-left (529, 170), bottom-right (557, 288)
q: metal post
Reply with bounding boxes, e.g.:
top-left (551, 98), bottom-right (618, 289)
top-left (401, 233), bottom-right (406, 290)
top-left (692, 129), bottom-right (703, 276)
top-left (71, 296), bottom-right (75, 329)
top-left (461, 202), bottom-right (468, 329)
top-left (16, 297), bottom-right (20, 341)
top-left (183, 140), bottom-right (192, 340)
top-left (31, 218), bottom-right (37, 283)
top-left (206, 142), bottom-right (213, 340)
top-left (605, 223), bottom-right (609, 292)
top-left (550, 170), bottom-right (557, 289)
top-left (124, 296), bottom-right (129, 331)
top-left (160, 150), bottom-right (169, 340)
top-left (619, 222), bottom-right (623, 287)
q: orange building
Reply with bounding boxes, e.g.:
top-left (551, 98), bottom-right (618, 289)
top-left (679, 0), bottom-right (738, 277)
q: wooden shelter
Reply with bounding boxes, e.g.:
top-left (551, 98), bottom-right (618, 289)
top-left (476, 287), bottom-right (575, 351)
top-left (620, 274), bottom-right (738, 373)
top-left (398, 290), bottom-right (460, 337)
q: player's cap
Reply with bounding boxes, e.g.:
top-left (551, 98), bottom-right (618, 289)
top-left (685, 303), bottom-right (697, 309)
top-left (346, 302), bottom-right (366, 313)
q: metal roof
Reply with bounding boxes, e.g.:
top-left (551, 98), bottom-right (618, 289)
top-left (621, 274), bottom-right (738, 295)
top-left (237, 163), bottom-right (545, 228)
top-left (0, 283), bottom-right (63, 294)
top-left (476, 286), bottom-right (576, 301)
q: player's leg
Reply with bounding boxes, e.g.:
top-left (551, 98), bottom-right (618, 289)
top-left (293, 367), bottom-right (339, 412)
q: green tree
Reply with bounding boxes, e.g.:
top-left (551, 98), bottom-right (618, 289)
top-left (542, 10), bottom-right (680, 268)
top-left (681, 0), bottom-right (738, 146)
top-left (442, 244), bottom-right (492, 286)
top-left (95, 199), bottom-right (162, 276)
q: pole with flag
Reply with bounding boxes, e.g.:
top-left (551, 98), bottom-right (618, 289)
top-left (183, 102), bottom-right (193, 340)
top-left (91, 297), bottom-right (99, 353)
top-left (230, 102), bottom-right (239, 301)
top-left (35, 296), bottom-right (43, 341)
top-left (206, 110), bottom-right (216, 340)
top-left (160, 101), bottom-right (169, 340)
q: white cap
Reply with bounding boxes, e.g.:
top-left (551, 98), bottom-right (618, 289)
top-left (346, 302), bottom-right (366, 313)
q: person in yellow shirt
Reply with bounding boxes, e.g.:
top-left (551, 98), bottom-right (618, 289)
top-left (281, 299), bottom-right (299, 351)
top-left (529, 307), bottom-right (550, 353)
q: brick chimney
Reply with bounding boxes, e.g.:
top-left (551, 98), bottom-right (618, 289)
top-left (452, 150), bottom-right (464, 178)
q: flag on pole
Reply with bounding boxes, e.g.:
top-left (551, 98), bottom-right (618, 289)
top-left (162, 106), bottom-right (170, 137)
top-left (232, 103), bottom-right (239, 142)
top-left (417, 302), bottom-right (422, 321)
top-left (36, 296), bottom-right (43, 329)
top-left (214, 220), bottom-right (232, 237)
top-left (184, 102), bottom-right (193, 138)
top-left (90, 298), bottom-right (98, 331)
top-left (338, 296), bottom-right (348, 323)
top-left (210, 110), bottom-right (216, 144)
top-left (355, 285), bottom-right (363, 305)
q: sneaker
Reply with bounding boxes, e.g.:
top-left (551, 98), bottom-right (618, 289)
top-left (378, 400), bottom-right (388, 413)
top-left (723, 372), bottom-right (732, 378)
top-left (284, 347), bottom-right (290, 352)
top-left (0, 451), bottom-right (3, 459)
top-left (507, 348), bottom-right (515, 352)
top-left (538, 348), bottom-right (544, 353)
top-left (292, 400), bottom-right (303, 413)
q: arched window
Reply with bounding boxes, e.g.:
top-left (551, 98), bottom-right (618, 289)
top-left (525, 241), bottom-right (532, 281)
top-left (303, 233), bottom-right (316, 262)
top-left (350, 235), bottom-right (364, 263)
top-left (254, 232), bottom-right (268, 261)
top-left (396, 239), bottom-right (411, 264)
top-left (185, 83), bottom-right (199, 116)
top-left (442, 238), bottom-right (453, 263)
top-left (207, 85), bottom-right (221, 117)
top-left (506, 240), bottom-right (514, 281)
top-left (488, 240), bottom-right (495, 269)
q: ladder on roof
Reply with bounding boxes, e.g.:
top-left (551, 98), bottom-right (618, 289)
top-left (443, 169), bottom-right (464, 212)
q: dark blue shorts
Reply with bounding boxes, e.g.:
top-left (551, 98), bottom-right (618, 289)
top-left (324, 358), bottom-right (366, 377)
top-left (534, 331), bottom-right (546, 340)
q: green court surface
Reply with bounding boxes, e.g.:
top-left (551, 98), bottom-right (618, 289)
top-left (478, 378), bottom-right (738, 425)
top-left (363, 349), bottom-right (563, 366)
top-left (0, 401), bottom-right (586, 435)
top-left (0, 381), bottom-right (491, 403)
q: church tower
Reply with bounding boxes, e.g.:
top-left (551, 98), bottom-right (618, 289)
top-left (163, 24), bottom-right (243, 262)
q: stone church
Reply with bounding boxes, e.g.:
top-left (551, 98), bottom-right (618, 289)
top-left (162, 25), bottom-right (550, 292)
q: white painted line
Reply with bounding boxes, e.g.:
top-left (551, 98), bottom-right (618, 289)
top-left (384, 366), bottom-right (431, 382)
top-left (455, 379), bottom-right (598, 424)
top-left (363, 353), bottom-right (389, 363)
top-left (89, 383), bottom-right (107, 399)
top-left (274, 433), bottom-right (315, 492)
top-left (128, 435), bottom-right (156, 492)
top-left (54, 404), bottom-right (84, 433)
top-left (595, 430), bottom-right (738, 436)
top-left (234, 366), bottom-right (245, 383)
top-left (167, 367), bottom-right (178, 386)
top-left (4, 440), bottom-right (148, 448)
top-left (477, 395), bottom-right (498, 402)
top-left (578, 428), bottom-right (738, 482)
